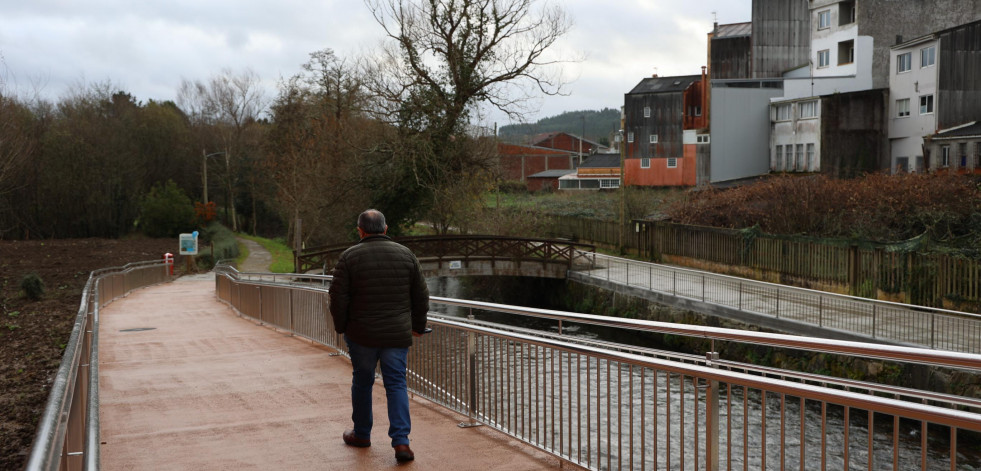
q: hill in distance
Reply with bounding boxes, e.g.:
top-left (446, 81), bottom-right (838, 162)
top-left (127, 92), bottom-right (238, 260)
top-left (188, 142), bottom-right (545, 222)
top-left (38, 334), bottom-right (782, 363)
top-left (498, 108), bottom-right (620, 146)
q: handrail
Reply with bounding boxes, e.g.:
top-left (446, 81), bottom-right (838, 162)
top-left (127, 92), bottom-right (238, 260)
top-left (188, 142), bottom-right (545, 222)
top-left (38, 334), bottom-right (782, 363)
top-left (214, 262), bottom-right (981, 469)
top-left (574, 251), bottom-right (981, 353)
top-left (25, 260), bottom-right (172, 471)
top-left (216, 264), bottom-right (981, 371)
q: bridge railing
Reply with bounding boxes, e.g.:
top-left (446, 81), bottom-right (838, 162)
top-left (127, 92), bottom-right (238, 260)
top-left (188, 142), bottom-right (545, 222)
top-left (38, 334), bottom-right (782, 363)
top-left (294, 235), bottom-right (595, 273)
top-left (573, 252), bottom-right (981, 354)
top-left (25, 260), bottom-right (172, 471)
top-left (214, 263), bottom-right (981, 471)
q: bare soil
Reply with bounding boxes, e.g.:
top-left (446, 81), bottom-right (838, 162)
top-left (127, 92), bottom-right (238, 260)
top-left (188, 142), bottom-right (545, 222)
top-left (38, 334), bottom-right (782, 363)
top-left (0, 238), bottom-right (187, 470)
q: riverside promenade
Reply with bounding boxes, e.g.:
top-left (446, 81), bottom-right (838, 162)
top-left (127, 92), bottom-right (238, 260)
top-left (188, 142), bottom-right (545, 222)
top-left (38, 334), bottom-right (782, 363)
top-left (97, 272), bottom-right (570, 469)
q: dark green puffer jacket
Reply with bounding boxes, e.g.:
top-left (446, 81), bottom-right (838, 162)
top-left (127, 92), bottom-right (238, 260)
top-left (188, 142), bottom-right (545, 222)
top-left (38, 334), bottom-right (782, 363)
top-left (328, 235), bottom-right (429, 348)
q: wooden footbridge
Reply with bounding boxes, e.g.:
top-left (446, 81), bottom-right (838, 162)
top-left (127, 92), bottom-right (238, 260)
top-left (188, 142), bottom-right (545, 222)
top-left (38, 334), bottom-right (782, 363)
top-left (295, 235), bottom-right (596, 279)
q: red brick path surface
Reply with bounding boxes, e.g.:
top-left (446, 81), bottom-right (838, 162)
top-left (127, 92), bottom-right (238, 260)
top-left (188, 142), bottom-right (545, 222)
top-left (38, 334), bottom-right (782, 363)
top-left (99, 275), bottom-right (573, 470)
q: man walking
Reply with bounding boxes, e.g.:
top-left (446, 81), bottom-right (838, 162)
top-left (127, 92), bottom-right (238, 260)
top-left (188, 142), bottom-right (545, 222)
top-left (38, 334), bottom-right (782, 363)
top-left (328, 209), bottom-right (430, 462)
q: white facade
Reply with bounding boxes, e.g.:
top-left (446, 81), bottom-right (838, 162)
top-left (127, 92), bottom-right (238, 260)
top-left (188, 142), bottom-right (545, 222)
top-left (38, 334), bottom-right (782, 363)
top-left (769, 1), bottom-right (875, 174)
top-left (770, 98), bottom-right (822, 172)
top-left (888, 37), bottom-right (939, 173)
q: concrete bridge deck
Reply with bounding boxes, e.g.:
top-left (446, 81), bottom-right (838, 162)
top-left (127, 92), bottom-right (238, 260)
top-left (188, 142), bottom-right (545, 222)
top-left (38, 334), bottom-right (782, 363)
top-left (98, 274), bottom-right (568, 470)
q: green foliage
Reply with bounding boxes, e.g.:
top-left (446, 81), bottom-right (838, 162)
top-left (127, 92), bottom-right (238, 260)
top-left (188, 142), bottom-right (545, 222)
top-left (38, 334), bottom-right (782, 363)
top-left (139, 180), bottom-right (195, 238)
top-left (498, 108), bottom-right (621, 144)
top-left (237, 234), bottom-right (295, 273)
top-left (20, 273), bottom-right (45, 301)
top-left (198, 222), bottom-right (239, 267)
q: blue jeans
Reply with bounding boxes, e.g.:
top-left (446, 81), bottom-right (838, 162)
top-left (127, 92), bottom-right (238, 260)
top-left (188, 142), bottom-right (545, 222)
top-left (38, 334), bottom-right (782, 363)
top-left (344, 335), bottom-right (411, 447)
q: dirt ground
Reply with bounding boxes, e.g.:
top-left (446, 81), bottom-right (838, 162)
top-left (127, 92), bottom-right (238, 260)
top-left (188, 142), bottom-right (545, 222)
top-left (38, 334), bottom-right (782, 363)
top-left (0, 238), bottom-right (188, 470)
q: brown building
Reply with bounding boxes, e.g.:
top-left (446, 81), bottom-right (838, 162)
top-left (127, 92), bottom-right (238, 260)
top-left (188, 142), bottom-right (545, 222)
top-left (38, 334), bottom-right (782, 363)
top-left (497, 143), bottom-right (575, 183)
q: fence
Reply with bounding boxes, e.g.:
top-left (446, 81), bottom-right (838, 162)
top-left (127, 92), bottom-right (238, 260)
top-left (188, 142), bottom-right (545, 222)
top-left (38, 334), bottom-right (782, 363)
top-left (544, 215), bottom-right (981, 312)
top-left (215, 263), bottom-right (981, 470)
top-left (25, 260), bottom-right (172, 471)
top-left (574, 252), bottom-right (981, 354)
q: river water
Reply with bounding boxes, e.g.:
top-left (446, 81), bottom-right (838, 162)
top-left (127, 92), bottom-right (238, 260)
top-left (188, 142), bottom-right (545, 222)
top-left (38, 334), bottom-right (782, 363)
top-left (426, 276), bottom-right (980, 470)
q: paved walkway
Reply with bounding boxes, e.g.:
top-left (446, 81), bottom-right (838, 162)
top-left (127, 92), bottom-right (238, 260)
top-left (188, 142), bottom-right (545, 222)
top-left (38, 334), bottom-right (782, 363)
top-left (98, 275), bottom-right (569, 470)
top-left (235, 237), bottom-right (272, 272)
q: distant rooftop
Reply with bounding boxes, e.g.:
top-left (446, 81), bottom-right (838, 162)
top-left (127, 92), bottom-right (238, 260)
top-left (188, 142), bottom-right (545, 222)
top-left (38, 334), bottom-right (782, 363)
top-left (627, 75), bottom-right (701, 95)
top-left (528, 169), bottom-right (576, 178)
top-left (580, 153), bottom-right (621, 168)
top-left (714, 22), bottom-right (752, 39)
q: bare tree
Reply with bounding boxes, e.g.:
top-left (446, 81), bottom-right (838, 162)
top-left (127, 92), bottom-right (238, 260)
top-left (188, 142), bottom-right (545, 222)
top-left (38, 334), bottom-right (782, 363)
top-left (178, 68), bottom-right (266, 232)
top-left (266, 51), bottom-right (374, 246)
top-left (361, 0), bottom-right (576, 230)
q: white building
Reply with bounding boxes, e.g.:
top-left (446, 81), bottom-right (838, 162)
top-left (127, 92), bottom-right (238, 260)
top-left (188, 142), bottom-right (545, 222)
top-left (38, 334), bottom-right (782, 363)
top-left (888, 36), bottom-right (939, 173)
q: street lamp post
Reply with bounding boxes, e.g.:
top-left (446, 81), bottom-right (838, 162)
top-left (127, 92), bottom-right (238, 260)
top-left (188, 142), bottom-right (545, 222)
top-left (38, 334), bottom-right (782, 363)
top-left (202, 150), bottom-right (225, 203)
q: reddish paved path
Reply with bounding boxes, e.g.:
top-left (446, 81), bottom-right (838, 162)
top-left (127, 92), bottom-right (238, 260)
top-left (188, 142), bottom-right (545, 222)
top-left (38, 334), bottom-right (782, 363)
top-left (99, 275), bottom-right (572, 470)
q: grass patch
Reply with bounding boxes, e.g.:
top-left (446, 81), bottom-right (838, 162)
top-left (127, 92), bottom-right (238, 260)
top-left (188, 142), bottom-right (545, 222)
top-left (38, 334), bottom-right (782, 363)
top-left (237, 234), bottom-right (295, 273)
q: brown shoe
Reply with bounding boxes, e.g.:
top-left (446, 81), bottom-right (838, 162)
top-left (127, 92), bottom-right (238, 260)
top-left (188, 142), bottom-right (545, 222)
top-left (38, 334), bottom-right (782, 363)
top-left (394, 444), bottom-right (414, 462)
top-left (342, 430), bottom-right (370, 448)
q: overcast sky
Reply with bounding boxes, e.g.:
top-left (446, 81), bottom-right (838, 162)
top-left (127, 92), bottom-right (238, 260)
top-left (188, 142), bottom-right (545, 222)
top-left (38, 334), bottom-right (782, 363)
top-left (0, 0), bottom-right (750, 127)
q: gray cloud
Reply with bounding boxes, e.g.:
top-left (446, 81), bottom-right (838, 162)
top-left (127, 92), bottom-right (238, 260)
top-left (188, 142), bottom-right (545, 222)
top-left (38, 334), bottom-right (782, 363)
top-left (0, 0), bottom-right (750, 123)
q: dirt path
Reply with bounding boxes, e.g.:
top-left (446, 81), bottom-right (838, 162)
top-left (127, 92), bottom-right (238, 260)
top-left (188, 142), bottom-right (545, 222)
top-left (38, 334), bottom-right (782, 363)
top-left (236, 237), bottom-right (272, 272)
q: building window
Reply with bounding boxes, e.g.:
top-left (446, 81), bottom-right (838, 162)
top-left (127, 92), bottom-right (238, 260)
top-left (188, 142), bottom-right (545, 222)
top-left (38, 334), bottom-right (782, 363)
top-left (796, 144), bottom-right (805, 170)
top-left (600, 179), bottom-right (619, 189)
top-left (921, 46), bottom-right (936, 68)
top-left (896, 98), bottom-right (910, 117)
top-left (807, 143), bottom-right (815, 171)
top-left (838, 40), bottom-right (855, 65)
top-left (775, 104), bottom-right (792, 121)
top-left (818, 10), bottom-right (831, 29)
top-left (786, 145), bottom-right (795, 171)
top-left (919, 95), bottom-right (934, 115)
top-left (667, 158), bottom-right (678, 168)
top-left (897, 157), bottom-right (909, 173)
top-left (976, 142), bottom-right (981, 168)
top-left (839, 1), bottom-right (856, 25)
top-left (696, 135), bottom-right (710, 144)
top-left (817, 50), bottom-right (830, 68)
top-left (641, 158), bottom-right (651, 169)
top-left (627, 132), bottom-right (634, 143)
top-left (941, 146), bottom-right (950, 167)
top-left (960, 143), bottom-right (968, 168)
top-left (693, 106), bottom-right (702, 116)
top-left (649, 134), bottom-right (658, 144)
top-left (799, 100), bottom-right (818, 119)
top-left (775, 145), bottom-right (783, 171)
top-left (897, 52), bottom-right (912, 73)
top-left (915, 156), bottom-right (924, 172)
top-left (644, 106), bottom-right (651, 118)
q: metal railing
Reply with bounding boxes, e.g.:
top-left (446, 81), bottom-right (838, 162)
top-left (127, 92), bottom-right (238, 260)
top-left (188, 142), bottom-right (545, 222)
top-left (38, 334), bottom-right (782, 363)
top-left (214, 262), bottom-right (981, 470)
top-left (573, 252), bottom-right (981, 354)
top-left (25, 260), bottom-right (172, 471)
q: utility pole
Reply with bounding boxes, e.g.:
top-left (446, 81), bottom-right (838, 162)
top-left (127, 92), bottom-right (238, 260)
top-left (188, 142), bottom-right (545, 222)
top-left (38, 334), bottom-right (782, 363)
top-left (618, 108), bottom-right (626, 253)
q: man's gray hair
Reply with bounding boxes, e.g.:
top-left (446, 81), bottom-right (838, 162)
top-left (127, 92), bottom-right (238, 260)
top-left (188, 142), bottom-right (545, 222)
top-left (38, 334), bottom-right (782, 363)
top-left (358, 209), bottom-right (387, 234)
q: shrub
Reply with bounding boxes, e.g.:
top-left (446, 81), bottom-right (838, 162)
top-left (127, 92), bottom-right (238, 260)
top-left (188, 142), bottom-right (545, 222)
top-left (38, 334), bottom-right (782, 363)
top-left (139, 180), bottom-right (195, 238)
top-left (200, 222), bottom-right (239, 266)
top-left (21, 273), bottom-right (45, 301)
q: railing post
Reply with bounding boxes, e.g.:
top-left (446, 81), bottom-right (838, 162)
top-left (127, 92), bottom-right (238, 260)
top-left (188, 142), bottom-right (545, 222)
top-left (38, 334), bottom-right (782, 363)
top-left (459, 318), bottom-right (482, 429)
top-left (872, 304), bottom-right (877, 338)
top-left (705, 351), bottom-right (720, 471)
top-left (738, 282), bottom-right (743, 311)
